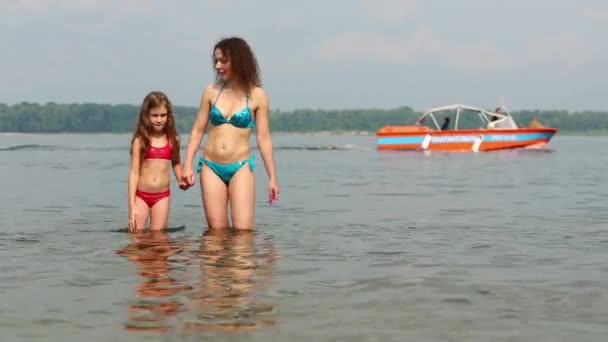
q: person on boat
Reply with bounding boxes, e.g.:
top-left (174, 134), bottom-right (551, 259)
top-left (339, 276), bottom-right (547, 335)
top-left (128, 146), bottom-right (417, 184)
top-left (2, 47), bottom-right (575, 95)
top-left (181, 36), bottom-right (280, 230)
top-left (491, 107), bottom-right (502, 122)
top-left (441, 117), bottom-right (450, 130)
top-left (528, 117), bottom-right (545, 128)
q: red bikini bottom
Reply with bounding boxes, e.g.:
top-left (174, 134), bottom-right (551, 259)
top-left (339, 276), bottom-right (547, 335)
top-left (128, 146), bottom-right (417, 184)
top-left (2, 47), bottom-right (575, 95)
top-left (136, 189), bottom-right (170, 207)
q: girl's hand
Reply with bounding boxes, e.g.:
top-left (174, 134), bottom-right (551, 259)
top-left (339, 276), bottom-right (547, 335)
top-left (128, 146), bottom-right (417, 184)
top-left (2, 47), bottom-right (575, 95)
top-left (128, 212), bottom-right (137, 232)
top-left (178, 178), bottom-right (190, 190)
top-left (268, 178), bottom-right (280, 205)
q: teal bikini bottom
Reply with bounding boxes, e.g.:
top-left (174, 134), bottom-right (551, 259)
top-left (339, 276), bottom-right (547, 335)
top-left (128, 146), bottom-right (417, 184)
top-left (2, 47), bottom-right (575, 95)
top-left (196, 155), bottom-right (256, 185)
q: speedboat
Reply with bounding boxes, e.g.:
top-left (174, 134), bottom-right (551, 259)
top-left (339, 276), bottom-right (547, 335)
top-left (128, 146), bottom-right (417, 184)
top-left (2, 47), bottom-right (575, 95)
top-left (376, 104), bottom-right (558, 152)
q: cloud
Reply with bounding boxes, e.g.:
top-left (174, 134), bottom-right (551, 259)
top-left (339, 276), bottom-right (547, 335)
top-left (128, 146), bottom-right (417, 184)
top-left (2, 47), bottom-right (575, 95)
top-left (317, 27), bottom-right (441, 65)
top-left (527, 32), bottom-right (592, 67)
top-left (582, 7), bottom-right (608, 23)
top-left (442, 41), bottom-right (512, 71)
top-left (0, 0), bottom-right (150, 14)
top-left (0, 0), bottom-right (100, 11)
top-left (358, 0), bottom-right (418, 25)
top-left (317, 27), bottom-right (514, 72)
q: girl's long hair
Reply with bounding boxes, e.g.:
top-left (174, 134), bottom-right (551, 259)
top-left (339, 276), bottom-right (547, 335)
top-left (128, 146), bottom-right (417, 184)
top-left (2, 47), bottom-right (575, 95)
top-left (130, 91), bottom-right (180, 163)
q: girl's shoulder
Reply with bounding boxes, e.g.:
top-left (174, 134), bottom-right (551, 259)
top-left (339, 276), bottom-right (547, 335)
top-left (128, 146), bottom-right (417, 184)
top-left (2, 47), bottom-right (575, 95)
top-left (131, 135), bottom-right (142, 146)
top-left (171, 134), bottom-right (179, 146)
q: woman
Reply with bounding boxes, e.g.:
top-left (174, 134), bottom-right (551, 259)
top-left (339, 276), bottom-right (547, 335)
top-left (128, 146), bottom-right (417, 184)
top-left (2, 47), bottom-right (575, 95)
top-left (182, 37), bottom-right (280, 230)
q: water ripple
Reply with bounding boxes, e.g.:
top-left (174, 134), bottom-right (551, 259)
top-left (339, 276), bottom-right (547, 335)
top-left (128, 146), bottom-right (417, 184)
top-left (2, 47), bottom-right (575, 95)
top-left (1, 134), bottom-right (608, 340)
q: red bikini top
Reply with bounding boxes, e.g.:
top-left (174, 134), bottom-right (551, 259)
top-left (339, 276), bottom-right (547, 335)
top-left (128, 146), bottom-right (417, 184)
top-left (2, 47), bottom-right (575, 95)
top-left (144, 142), bottom-right (173, 160)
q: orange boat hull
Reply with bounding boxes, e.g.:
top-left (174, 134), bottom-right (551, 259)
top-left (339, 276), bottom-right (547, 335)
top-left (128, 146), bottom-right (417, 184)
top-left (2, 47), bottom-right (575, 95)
top-left (376, 126), bottom-right (558, 151)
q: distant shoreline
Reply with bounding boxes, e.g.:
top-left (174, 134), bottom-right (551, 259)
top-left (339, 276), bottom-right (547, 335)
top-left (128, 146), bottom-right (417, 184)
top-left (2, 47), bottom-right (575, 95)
top-left (0, 130), bottom-right (372, 137)
top-left (3, 102), bottom-right (608, 134)
top-left (1, 130), bottom-right (607, 136)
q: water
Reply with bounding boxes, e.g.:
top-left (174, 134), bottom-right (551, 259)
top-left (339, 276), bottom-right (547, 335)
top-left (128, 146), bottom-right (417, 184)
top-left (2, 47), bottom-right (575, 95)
top-left (1, 133), bottom-right (607, 341)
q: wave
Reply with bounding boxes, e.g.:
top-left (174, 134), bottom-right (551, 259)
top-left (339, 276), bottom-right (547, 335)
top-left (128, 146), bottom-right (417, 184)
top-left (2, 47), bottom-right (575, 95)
top-left (0, 144), bottom-right (137, 152)
top-left (0, 144), bottom-right (58, 151)
top-left (274, 144), bottom-right (371, 151)
top-left (1, 144), bottom-right (372, 152)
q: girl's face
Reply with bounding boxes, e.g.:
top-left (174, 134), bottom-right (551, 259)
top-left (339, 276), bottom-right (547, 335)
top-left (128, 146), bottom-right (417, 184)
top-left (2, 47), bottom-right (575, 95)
top-left (148, 105), bottom-right (168, 133)
top-left (214, 48), bottom-right (232, 81)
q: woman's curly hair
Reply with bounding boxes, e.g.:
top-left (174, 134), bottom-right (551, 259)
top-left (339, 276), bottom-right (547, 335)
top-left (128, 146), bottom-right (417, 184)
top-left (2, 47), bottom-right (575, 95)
top-left (212, 37), bottom-right (262, 94)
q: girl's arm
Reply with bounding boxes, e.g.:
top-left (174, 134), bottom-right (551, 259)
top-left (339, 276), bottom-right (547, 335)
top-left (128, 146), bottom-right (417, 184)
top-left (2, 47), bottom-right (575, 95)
top-left (172, 136), bottom-right (188, 190)
top-left (172, 136), bottom-right (184, 181)
top-left (254, 88), bottom-right (277, 182)
top-left (182, 85), bottom-right (213, 183)
top-left (128, 137), bottom-right (141, 217)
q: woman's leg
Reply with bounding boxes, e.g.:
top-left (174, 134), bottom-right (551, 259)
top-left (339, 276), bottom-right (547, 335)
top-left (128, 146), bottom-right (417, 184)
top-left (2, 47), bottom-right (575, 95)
top-left (200, 163), bottom-right (230, 229)
top-left (149, 196), bottom-right (170, 231)
top-left (228, 162), bottom-right (256, 230)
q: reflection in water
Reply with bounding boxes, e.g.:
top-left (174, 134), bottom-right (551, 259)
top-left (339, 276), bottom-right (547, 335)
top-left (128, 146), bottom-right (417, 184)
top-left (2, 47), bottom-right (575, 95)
top-left (115, 231), bottom-right (192, 333)
top-left (183, 228), bottom-right (278, 334)
top-left (116, 229), bottom-right (278, 335)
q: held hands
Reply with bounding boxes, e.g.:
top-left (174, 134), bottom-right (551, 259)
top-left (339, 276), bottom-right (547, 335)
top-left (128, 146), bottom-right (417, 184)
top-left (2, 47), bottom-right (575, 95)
top-left (179, 164), bottom-right (196, 190)
top-left (268, 177), bottom-right (280, 205)
top-left (178, 177), bottom-right (190, 190)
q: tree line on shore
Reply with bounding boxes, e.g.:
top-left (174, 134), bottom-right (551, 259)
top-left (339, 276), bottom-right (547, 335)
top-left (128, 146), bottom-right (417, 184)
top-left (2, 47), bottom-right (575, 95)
top-left (1, 101), bottom-right (607, 133)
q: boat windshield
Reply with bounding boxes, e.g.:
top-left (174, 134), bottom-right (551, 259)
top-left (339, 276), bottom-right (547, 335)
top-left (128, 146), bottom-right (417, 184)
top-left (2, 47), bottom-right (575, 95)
top-left (417, 104), bottom-right (519, 130)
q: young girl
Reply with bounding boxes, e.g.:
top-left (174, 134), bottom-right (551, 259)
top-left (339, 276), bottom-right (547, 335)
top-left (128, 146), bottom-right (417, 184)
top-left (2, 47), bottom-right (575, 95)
top-left (128, 91), bottom-right (188, 232)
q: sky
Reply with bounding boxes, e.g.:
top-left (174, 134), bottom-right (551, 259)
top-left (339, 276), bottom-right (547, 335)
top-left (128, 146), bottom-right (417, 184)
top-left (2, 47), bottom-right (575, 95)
top-left (1, 0), bottom-right (606, 112)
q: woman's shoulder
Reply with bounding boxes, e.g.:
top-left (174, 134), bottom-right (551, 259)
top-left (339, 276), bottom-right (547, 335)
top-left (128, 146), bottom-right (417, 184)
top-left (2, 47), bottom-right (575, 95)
top-left (201, 82), bottom-right (223, 100)
top-left (250, 86), bottom-right (268, 100)
top-left (205, 82), bottom-right (222, 91)
top-left (250, 87), bottom-right (269, 109)
top-left (202, 82), bottom-right (224, 93)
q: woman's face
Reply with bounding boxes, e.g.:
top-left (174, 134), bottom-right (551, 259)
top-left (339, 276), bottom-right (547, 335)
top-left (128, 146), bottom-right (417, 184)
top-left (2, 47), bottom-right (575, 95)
top-left (214, 48), bottom-right (232, 81)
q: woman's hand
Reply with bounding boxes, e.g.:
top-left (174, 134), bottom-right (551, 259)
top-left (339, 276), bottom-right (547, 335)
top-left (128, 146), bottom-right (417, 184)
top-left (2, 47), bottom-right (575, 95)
top-left (268, 177), bottom-right (280, 205)
top-left (181, 164), bottom-right (195, 187)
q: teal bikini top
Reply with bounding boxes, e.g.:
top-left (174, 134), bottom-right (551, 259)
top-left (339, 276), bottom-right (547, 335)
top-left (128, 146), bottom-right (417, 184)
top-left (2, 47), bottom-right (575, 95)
top-left (209, 85), bottom-right (255, 129)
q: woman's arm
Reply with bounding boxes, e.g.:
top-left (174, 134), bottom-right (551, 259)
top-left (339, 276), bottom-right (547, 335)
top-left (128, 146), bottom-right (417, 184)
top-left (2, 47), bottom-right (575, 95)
top-left (254, 88), bottom-right (277, 182)
top-left (182, 85), bottom-right (213, 183)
